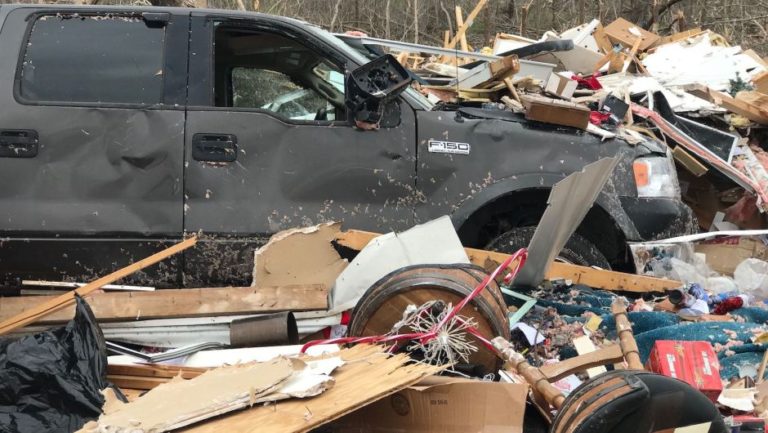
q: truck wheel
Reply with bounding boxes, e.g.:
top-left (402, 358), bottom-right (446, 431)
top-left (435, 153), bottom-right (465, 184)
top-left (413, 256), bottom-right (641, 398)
top-left (485, 226), bottom-right (611, 269)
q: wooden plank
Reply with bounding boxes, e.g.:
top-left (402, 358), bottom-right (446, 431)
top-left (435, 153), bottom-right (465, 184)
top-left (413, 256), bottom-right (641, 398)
top-left (455, 6), bottom-right (469, 53)
top-left (0, 237), bottom-right (197, 335)
top-left (540, 344), bottom-right (623, 382)
top-left (592, 23), bottom-right (613, 54)
top-left (107, 364), bottom-right (208, 390)
top-left (0, 284), bottom-right (327, 324)
top-left (108, 364), bottom-right (208, 380)
top-left (651, 27), bottom-right (703, 48)
top-left (445, 0), bottom-right (487, 51)
top-left (736, 90), bottom-right (768, 113)
top-left (685, 84), bottom-right (768, 124)
top-left (752, 71), bottom-right (768, 95)
top-left (335, 230), bottom-right (682, 293)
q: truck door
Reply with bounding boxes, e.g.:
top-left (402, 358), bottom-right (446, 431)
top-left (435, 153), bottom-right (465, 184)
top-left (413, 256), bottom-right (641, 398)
top-left (184, 15), bottom-right (416, 285)
top-left (0, 9), bottom-right (188, 287)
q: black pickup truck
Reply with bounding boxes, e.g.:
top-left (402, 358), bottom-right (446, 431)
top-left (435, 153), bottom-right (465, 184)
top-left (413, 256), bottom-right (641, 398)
top-left (0, 4), bottom-right (696, 288)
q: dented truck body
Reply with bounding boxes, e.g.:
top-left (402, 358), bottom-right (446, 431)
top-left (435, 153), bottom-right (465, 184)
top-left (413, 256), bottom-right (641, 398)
top-left (0, 5), bottom-right (696, 288)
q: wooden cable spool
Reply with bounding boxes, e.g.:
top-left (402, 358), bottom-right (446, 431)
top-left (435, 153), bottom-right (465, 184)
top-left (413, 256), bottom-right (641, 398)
top-left (347, 264), bottom-right (510, 375)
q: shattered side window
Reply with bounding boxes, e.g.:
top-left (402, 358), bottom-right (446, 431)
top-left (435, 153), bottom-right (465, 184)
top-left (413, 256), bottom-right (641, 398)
top-left (19, 14), bottom-right (165, 105)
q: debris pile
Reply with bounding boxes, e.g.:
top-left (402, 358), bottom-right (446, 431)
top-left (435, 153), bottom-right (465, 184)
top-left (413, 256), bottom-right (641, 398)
top-left (6, 8), bottom-right (768, 433)
top-left (340, 15), bottom-right (768, 232)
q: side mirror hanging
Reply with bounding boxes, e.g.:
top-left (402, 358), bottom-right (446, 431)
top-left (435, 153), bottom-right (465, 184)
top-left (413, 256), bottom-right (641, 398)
top-left (345, 54), bottom-right (412, 124)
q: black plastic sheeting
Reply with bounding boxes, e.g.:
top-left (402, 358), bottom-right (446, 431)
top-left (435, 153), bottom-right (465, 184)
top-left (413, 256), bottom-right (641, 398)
top-left (0, 296), bottom-right (110, 433)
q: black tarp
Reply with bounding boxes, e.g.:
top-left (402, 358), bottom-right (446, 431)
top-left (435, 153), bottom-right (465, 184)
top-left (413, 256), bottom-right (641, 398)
top-left (0, 296), bottom-right (109, 433)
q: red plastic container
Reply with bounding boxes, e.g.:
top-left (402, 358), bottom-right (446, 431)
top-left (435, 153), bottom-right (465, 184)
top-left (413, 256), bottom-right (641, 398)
top-left (646, 340), bottom-right (723, 402)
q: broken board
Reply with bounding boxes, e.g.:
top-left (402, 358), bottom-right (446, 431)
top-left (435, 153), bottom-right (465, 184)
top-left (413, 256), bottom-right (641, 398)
top-left (0, 284), bottom-right (327, 324)
top-left (181, 345), bottom-right (443, 433)
top-left (334, 230), bottom-right (683, 293)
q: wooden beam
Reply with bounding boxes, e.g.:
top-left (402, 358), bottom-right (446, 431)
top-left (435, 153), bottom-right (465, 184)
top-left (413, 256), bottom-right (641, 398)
top-left (540, 344), bottom-right (624, 382)
top-left (0, 237), bottom-right (197, 335)
top-left (0, 284), bottom-right (327, 324)
top-left (685, 84), bottom-right (768, 125)
top-left (446, 0), bottom-right (488, 51)
top-left (335, 230), bottom-right (681, 293)
top-left (455, 6), bottom-right (469, 53)
top-left (107, 364), bottom-right (207, 390)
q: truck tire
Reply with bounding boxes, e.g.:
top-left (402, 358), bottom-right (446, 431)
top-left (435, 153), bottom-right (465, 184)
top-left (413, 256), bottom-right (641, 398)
top-left (485, 226), bottom-right (611, 269)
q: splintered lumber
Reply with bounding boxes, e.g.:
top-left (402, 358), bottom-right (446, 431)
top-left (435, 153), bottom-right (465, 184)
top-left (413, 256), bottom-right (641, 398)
top-left (685, 84), bottom-right (768, 124)
top-left (182, 345), bottom-right (443, 433)
top-left (0, 237), bottom-right (197, 335)
top-left (651, 27), bottom-right (704, 48)
top-left (455, 6), bottom-right (469, 53)
top-left (611, 298), bottom-right (643, 370)
top-left (334, 229), bottom-right (682, 293)
top-left (80, 357), bottom-right (296, 433)
top-left (0, 284), bottom-right (326, 324)
top-left (445, 0), bottom-right (487, 51)
top-left (753, 71), bottom-right (768, 95)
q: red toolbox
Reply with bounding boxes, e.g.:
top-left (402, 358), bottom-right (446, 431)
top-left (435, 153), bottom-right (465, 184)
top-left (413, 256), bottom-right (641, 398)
top-left (646, 340), bottom-right (722, 402)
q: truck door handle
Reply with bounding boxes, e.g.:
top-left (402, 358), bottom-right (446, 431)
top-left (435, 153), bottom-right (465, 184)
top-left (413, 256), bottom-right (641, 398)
top-left (192, 133), bottom-right (238, 162)
top-left (0, 130), bottom-right (38, 158)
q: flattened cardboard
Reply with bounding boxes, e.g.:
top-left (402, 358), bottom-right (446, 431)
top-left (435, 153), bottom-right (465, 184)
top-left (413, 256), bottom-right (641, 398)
top-left (335, 377), bottom-right (528, 433)
top-left (252, 222), bottom-right (348, 289)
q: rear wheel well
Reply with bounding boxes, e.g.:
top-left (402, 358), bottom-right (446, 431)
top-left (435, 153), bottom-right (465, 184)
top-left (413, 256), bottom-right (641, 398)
top-left (457, 188), bottom-right (632, 270)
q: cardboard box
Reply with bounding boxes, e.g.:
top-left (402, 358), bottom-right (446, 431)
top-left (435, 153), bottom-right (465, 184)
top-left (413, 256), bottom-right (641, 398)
top-left (544, 72), bottom-right (577, 99)
top-left (646, 340), bottom-right (722, 402)
top-left (522, 95), bottom-right (590, 129)
top-left (334, 377), bottom-right (528, 433)
top-left (694, 236), bottom-right (768, 276)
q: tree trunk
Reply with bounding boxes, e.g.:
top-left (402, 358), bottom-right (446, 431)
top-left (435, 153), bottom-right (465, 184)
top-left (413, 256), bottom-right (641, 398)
top-left (385, 0), bottom-right (391, 39)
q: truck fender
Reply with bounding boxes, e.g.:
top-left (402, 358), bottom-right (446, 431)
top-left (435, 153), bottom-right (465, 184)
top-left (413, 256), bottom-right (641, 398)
top-left (450, 172), bottom-right (642, 242)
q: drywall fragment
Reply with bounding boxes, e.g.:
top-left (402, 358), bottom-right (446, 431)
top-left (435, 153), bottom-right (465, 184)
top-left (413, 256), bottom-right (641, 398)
top-left (252, 222), bottom-right (348, 289)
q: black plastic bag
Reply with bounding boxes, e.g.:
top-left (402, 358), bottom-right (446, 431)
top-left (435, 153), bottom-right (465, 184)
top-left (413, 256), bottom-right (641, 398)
top-left (0, 296), bottom-right (109, 433)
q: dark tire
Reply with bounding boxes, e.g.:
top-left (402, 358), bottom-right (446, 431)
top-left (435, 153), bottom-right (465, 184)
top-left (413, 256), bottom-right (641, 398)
top-left (485, 226), bottom-right (611, 269)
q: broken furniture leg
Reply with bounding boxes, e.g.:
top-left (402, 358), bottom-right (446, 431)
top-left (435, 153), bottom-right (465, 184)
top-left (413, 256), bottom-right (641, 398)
top-left (492, 337), bottom-right (566, 409)
top-left (611, 298), bottom-right (644, 370)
